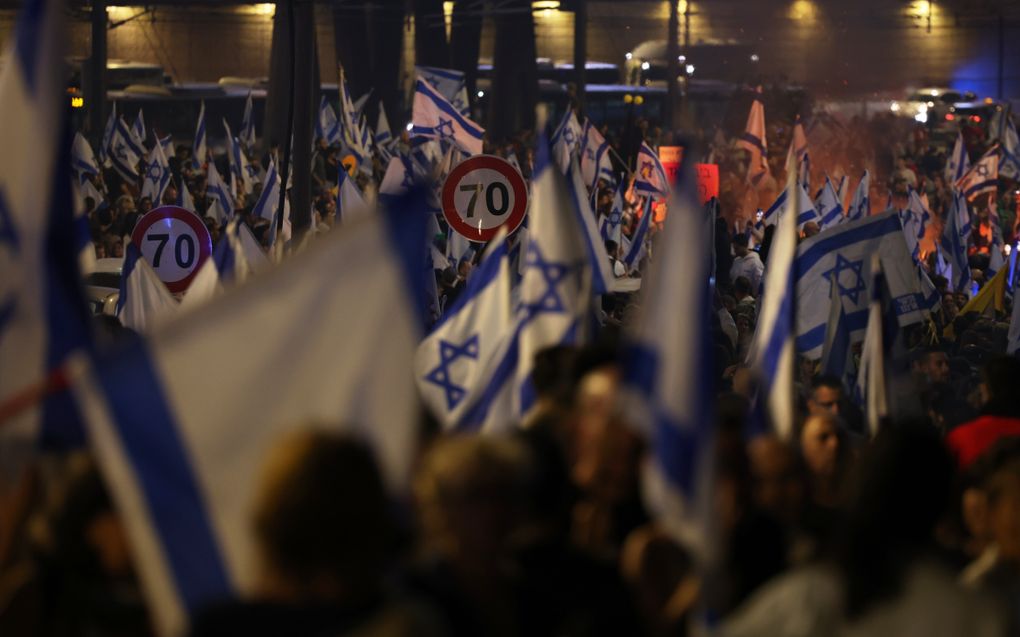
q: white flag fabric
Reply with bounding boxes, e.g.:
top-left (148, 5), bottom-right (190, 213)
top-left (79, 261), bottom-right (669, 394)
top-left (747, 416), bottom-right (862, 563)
top-left (0, 0), bottom-right (93, 451)
top-left (411, 76), bottom-right (484, 155)
top-left (845, 170), bottom-right (870, 222)
top-left (785, 118), bottom-right (808, 191)
top-left (337, 66), bottom-right (369, 161)
top-left (854, 255), bottom-right (889, 437)
top-left (568, 159), bottom-right (616, 295)
top-left (634, 141), bottom-right (670, 199)
top-left (946, 130), bottom-right (971, 184)
top-left (223, 119), bottom-right (252, 195)
top-left (192, 100), bottom-right (207, 170)
top-left (176, 177), bottom-right (195, 212)
top-left (760, 176), bottom-right (818, 229)
top-left (116, 242), bottom-right (178, 332)
top-left (336, 169), bottom-right (369, 225)
top-left (939, 189), bottom-right (971, 294)
top-left (251, 158), bottom-right (290, 248)
top-left (205, 162), bottom-right (233, 225)
top-left (621, 157), bottom-right (716, 559)
top-left (240, 91), bottom-right (256, 150)
top-left (379, 155), bottom-right (416, 196)
top-left (71, 132), bottom-right (100, 183)
top-left (131, 109), bottom-right (146, 148)
top-left (178, 219), bottom-right (251, 313)
top-left (315, 95), bottom-right (341, 146)
top-left (71, 195), bottom-right (427, 637)
top-left (815, 176), bottom-right (844, 230)
top-left (580, 119), bottom-right (615, 190)
top-left (957, 148), bottom-right (998, 200)
top-left (999, 116), bottom-right (1020, 180)
top-left (738, 86), bottom-right (770, 187)
top-left (100, 102), bottom-right (117, 164)
top-left (415, 235), bottom-right (513, 431)
top-left (551, 109), bottom-right (584, 173)
top-left (375, 102), bottom-right (393, 148)
top-left (140, 142), bottom-right (172, 204)
top-left (748, 164), bottom-right (800, 440)
top-left (600, 179), bottom-right (625, 246)
top-left (900, 189), bottom-right (931, 263)
top-left (794, 211), bottom-right (927, 360)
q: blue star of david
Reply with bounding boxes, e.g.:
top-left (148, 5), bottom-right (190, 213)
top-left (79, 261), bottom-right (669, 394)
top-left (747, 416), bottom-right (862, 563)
top-left (822, 254), bottom-right (867, 305)
top-left (114, 142), bottom-right (128, 163)
top-left (423, 334), bottom-right (480, 410)
top-left (563, 126), bottom-right (576, 145)
top-left (609, 209), bottom-right (621, 225)
top-left (520, 242), bottom-right (577, 321)
top-left (246, 163), bottom-right (260, 180)
top-left (585, 147), bottom-right (596, 162)
top-left (976, 163), bottom-right (989, 177)
top-left (146, 161), bottom-right (162, 180)
top-left (435, 118), bottom-right (455, 140)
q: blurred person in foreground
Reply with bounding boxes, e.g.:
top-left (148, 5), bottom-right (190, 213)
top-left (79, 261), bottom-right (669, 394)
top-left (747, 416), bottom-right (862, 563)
top-left (948, 357), bottom-right (1020, 469)
top-left (190, 429), bottom-right (441, 637)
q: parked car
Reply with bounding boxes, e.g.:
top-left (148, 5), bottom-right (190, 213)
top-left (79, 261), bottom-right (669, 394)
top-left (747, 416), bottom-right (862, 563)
top-left (84, 258), bottom-right (122, 317)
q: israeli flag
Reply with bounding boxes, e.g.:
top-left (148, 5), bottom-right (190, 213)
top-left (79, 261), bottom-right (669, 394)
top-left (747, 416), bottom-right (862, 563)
top-left (100, 101), bottom-right (117, 163)
top-left (957, 148), bottom-right (998, 200)
top-left (568, 159), bottom-right (616, 294)
top-left (634, 141), bottom-right (670, 199)
top-left (411, 76), bottom-right (484, 155)
top-left (416, 65), bottom-right (471, 117)
top-left (240, 91), bottom-right (256, 150)
top-left (457, 140), bottom-right (592, 430)
top-left (946, 130), bottom-right (971, 184)
top-left (987, 222), bottom-right (1005, 279)
top-left (580, 119), bottom-right (615, 190)
top-left (205, 162), bottom-right (233, 225)
top-left (116, 241), bottom-right (178, 332)
top-left (223, 119), bottom-right (252, 194)
top-left (73, 175), bottom-right (105, 215)
top-left (738, 86), bottom-right (770, 187)
top-left (71, 192), bottom-right (427, 637)
top-left (415, 234), bottom-right (513, 431)
top-left (785, 118), bottom-right (809, 191)
top-left (71, 132), bottom-right (99, 183)
top-left (140, 142), bottom-right (172, 204)
top-left (939, 189), bottom-right (971, 294)
top-left (761, 175), bottom-right (818, 229)
top-left (816, 176), bottom-right (844, 230)
top-left (131, 109), bottom-right (146, 147)
top-left (158, 133), bottom-right (173, 158)
top-left (794, 211), bottom-right (927, 359)
top-left (315, 95), bottom-right (341, 145)
top-left (854, 255), bottom-right (889, 437)
top-left (336, 169), bottom-right (368, 225)
top-left (179, 220), bottom-right (251, 313)
top-left (621, 152), bottom-right (716, 558)
top-left (600, 179), bottom-right (626, 244)
top-left (337, 66), bottom-right (368, 159)
top-left (379, 155), bottom-right (415, 196)
top-left (748, 163), bottom-right (800, 440)
top-left (623, 197), bottom-right (653, 271)
top-left (252, 159), bottom-right (290, 248)
top-left (108, 119), bottom-right (141, 183)
top-left (0, 0), bottom-right (93, 450)
top-left (820, 264), bottom-right (855, 393)
top-left (836, 174), bottom-right (848, 207)
top-left (375, 102), bottom-right (393, 148)
top-left (192, 100), bottom-right (207, 170)
top-left (551, 109), bottom-right (583, 174)
top-left (900, 189), bottom-right (931, 262)
top-left (176, 177), bottom-right (195, 213)
top-left (999, 115), bottom-right (1020, 180)
top-left (845, 170), bottom-right (870, 222)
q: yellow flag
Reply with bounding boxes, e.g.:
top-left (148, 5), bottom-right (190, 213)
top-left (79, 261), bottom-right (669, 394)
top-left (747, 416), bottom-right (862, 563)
top-left (944, 266), bottom-right (1007, 337)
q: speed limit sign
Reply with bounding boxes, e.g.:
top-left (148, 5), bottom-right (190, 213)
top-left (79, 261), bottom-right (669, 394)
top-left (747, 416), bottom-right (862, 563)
top-left (441, 155), bottom-right (529, 242)
top-left (130, 205), bottom-right (213, 293)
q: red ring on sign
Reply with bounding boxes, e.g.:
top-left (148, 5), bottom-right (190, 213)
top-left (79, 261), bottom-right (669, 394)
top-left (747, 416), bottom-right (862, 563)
top-left (130, 205), bottom-right (214, 294)
top-left (442, 155), bottom-right (529, 243)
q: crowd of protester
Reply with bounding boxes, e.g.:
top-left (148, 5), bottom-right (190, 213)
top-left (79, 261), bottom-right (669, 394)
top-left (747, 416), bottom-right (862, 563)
top-left (5, 90), bottom-right (1020, 636)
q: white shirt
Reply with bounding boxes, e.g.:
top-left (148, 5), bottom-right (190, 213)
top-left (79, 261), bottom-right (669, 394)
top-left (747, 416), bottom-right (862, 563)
top-left (730, 251), bottom-right (764, 292)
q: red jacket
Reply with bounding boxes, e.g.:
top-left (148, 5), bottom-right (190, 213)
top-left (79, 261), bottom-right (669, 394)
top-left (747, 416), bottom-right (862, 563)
top-left (947, 415), bottom-right (1020, 468)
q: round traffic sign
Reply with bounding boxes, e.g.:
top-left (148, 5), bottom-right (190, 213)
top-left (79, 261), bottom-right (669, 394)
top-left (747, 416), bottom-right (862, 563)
top-left (441, 155), bottom-right (528, 243)
top-left (130, 205), bottom-right (213, 293)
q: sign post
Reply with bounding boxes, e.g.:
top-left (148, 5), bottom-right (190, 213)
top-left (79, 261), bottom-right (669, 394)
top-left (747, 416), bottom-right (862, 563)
top-left (130, 205), bottom-right (213, 293)
top-left (441, 155), bottom-right (529, 242)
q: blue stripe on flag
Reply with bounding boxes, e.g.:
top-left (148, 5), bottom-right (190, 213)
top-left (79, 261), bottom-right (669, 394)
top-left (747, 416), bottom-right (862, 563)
top-left (740, 132), bottom-right (766, 155)
top-left (796, 308), bottom-right (868, 353)
top-left (796, 214), bottom-right (902, 276)
top-left (416, 80), bottom-right (483, 138)
top-left (92, 336), bottom-right (233, 611)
